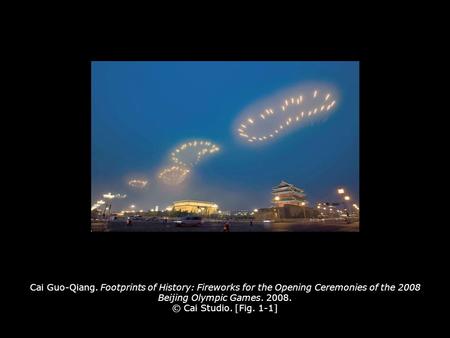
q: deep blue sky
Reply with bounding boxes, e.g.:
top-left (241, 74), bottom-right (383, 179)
top-left (92, 61), bottom-right (359, 211)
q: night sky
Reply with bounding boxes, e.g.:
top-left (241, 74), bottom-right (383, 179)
top-left (92, 61), bottom-right (359, 212)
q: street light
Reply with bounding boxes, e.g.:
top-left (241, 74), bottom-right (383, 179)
top-left (274, 196), bottom-right (280, 201)
top-left (253, 209), bottom-right (258, 213)
top-left (301, 202), bottom-right (306, 219)
top-left (337, 189), bottom-right (352, 219)
top-left (340, 196), bottom-right (351, 221)
top-left (103, 194), bottom-right (117, 220)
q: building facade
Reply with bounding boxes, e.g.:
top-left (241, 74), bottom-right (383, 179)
top-left (255, 205), bottom-right (320, 220)
top-left (272, 181), bottom-right (307, 207)
top-left (171, 200), bottom-right (219, 216)
top-left (250, 181), bottom-right (318, 220)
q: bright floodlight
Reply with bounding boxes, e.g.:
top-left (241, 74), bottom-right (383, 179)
top-left (338, 188), bottom-right (345, 194)
top-left (235, 83), bottom-right (338, 145)
top-left (344, 196), bottom-right (350, 201)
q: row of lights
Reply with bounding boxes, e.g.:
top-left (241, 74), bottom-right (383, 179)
top-left (170, 140), bottom-right (220, 167)
top-left (128, 179), bottom-right (148, 188)
top-left (91, 192), bottom-right (127, 211)
top-left (158, 165), bottom-right (191, 185)
top-left (118, 205), bottom-right (162, 214)
top-left (238, 89), bottom-right (336, 143)
top-left (159, 140), bottom-right (220, 185)
top-left (338, 188), bottom-right (359, 211)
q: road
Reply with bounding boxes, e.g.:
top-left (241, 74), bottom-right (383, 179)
top-left (93, 219), bottom-right (359, 232)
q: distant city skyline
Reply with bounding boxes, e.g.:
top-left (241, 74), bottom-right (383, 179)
top-left (92, 61), bottom-right (359, 211)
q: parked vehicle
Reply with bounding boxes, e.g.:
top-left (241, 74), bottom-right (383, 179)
top-left (174, 216), bottom-right (203, 226)
top-left (145, 216), bottom-right (161, 222)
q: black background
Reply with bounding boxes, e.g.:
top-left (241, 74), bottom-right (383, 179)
top-left (17, 22), bottom-right (428, 325)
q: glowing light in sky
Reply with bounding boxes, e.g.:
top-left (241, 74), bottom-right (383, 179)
top-left (158, 165), bottom-right (190, 185)
top-left (170, 140), bottom-right (220, 167)
top-left (156, 139), bottom-right (221, 186)
top-left (234, 83), bottom-right (339, 145)
top-left (103, 192), bottom-right (127, 199)
top-left (128, 179), bottom-right (149, 188)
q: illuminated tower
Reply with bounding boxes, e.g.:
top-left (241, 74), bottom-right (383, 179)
top-left (272, 181), bottom-right (307, 207)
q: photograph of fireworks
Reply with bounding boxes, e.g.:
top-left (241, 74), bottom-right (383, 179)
top-left (91, 61), bottom-right (359, 232)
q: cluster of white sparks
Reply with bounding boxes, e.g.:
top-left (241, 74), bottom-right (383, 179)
top-left (158, 165), bottom-right (191, 185)
top-left (158, 140), bottom-right (220, 185)
top-left (128, 179), bottom-right (148, 188)
top-left (95, 84), bottom-right (339, 200)
top-left (237, 89), bottom-right (336, 143)
top-left (170, 141), bottom-right (220, 167)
